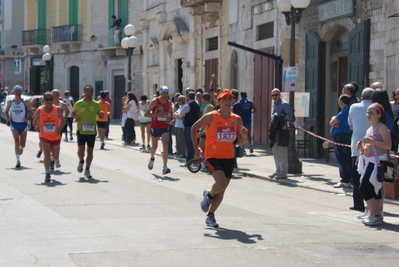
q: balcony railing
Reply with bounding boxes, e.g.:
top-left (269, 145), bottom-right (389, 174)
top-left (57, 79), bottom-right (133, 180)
top-left (180, 0), bottom-right (222, 8)
top-left (22, 29), bottom-right (51, 46)
top-left (52, 24), bottom-right (82, 43)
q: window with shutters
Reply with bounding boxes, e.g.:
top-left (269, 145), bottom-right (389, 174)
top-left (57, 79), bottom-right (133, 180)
top-left (207, 37), bottom-right (218, 51)
top-left (257, 22), bottom-right (274, 41)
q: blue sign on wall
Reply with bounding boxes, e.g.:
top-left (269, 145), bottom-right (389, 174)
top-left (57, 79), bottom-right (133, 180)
top-left (14, 59), bottom-right (21, 74)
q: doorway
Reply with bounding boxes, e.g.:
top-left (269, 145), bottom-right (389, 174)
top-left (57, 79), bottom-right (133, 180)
top-left (113, 75), bottom-right (125, 119)
top-left (177, 59), bottom-right (183, 93)
top-left (330, 29), bottom-right (349, 116)
top-left (330, 56), bottom-right (347, 115)
top-left (70, 66), bottom-right (80, 101)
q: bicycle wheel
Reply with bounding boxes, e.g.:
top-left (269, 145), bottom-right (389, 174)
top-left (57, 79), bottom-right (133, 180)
top-left (188, 158), bottom-right (202, 173)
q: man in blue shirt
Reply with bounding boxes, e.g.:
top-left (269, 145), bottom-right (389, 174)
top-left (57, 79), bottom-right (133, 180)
top-left (269, 88), bottom-right (294, 179)
top-left (330, 94), bottom-right (352, 188)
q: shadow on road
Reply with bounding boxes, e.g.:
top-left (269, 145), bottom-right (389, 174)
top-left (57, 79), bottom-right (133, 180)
top-left (153, 174), bottom-right (180, 182)
top-left (371, 222), bottom-right (399, 233)
top-left (76, 177), bottom-right (109, 184)
top-left (204, 227), bottom-right (264, 244)
top-left (51, 170), bottom-right (72, 176)
top-left (36, 180), bottom-right (66, 187)
top-left (7, 166), bottom-right (32, 171)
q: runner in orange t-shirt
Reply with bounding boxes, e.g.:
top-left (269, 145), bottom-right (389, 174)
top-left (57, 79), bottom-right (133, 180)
top-left (33, 91), bottom-right (65, 183)
top-left (191, 89), bottom-right (247, 228)
top-left (97, 91), bottom-right (112, 149)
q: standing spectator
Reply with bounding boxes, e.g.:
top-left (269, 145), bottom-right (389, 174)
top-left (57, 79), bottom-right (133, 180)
top-left (138, 95), bottom-right (152, 151)
top-left (268, 88), bottom-right (294, 179)
top-left (199, 93), bottom-right (214, 171)
top-left (103, 90), bottom-right (112, 140)
top-left (342, 83), bottom-right (358, 106)
top-left (110, 15), bottom-right (121, 46)
top-left (240, 91), bottom-right (257, 153)
top-left (173, 95), bottom-right (186, 158)
top-left (370, 82), bottom-right (384, 90)
top-left (348, 88), bottom-right (373, 212)
top-left (390, 89), bottom-right (399, 116)
top-left (231, 89), bottom-right (242, 167)
top-left (0, 87), bottom-right (4, 104)
top-left (122, 92), bottom-right (138, 145)
top-left (357, 103), bottom-right (391, 226)
top-left (371, 90), bottom-right (394, 131)
top-left (196, 92), bottom-right (205, 112)
top-left (330, 94), bottom-right (352, 188)
top-left (63, 91), bottom-right (75, 141)
top-left (97, 91), bottom-right (112, 149)
top-left (178, 92), bottom-right (200, 167)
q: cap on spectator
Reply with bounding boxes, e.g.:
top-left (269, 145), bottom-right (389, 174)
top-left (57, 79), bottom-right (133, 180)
top-left (217, 89), bottom-right (234, 101)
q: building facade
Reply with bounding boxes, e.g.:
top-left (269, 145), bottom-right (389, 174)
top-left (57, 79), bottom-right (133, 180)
top-left (294, 0), bottom-right (399, 156)
top-left (0, 0), bottom-right (25, 91)
top-left (19, 0), bottom-right (399, 152)
top-left (22, 0), bottom-right (143, 119)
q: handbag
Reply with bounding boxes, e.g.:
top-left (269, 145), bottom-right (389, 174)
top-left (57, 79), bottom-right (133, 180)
top-left (235, 145), bottom-right (244, 158)
top-left (371, 144), bottom-right (395, 183)
top-left (132, 111), bottom-right (140, 121)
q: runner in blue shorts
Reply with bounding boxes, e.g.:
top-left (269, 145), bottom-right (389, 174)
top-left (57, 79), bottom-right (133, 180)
top-left (5, 85), bottom-right (32, 168)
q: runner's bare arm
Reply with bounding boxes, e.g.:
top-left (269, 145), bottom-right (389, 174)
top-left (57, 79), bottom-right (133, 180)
top-left (32, 108), bottom-right (40, 130)
top-left (24, 99), bottom-right (32, 120)
top-left (191, 113), bottom-right (213, 152)
top-left (62, 102), bottom-right (69, 118)
top-left (144, 99), bottom-right (159, 118)
top-left (4, 100), bottom-right (11, 121)
top-left (57, 108), bottom-right (66, 134)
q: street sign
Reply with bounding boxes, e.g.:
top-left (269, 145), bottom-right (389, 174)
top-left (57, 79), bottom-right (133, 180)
top-left (0, 73), bottom-right (5, 83)
top-left (283, 66), bottom-right (297, 91)
top-left (14, 59), bottom-right (21, 74)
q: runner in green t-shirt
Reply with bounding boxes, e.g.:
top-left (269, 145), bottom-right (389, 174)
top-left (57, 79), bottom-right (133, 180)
top-left (71, 85), bottom-right (104, 179)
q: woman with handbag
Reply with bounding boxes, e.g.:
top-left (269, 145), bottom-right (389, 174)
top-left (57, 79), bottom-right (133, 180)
top-left (122, 92), bottom-right (139, 146)
top-left (356, 103), bottom-right (392, 226)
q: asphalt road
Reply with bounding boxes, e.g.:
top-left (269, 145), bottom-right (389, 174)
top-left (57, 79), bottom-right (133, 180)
top-left (1, 123), bottom-right (399, 267)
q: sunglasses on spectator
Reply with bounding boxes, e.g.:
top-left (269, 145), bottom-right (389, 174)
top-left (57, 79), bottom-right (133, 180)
top-left (45, 98), bottom-right (53, 101)
top-left (271, 94), bottom-right (279, 97)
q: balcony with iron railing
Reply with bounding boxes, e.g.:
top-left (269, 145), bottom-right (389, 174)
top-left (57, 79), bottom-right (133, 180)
top-left (22, 29), bottom-right (51, 47)
top-left (52, 24), bottom-right (82, 43)
top-left (180, 0), bottom-right (222, 8)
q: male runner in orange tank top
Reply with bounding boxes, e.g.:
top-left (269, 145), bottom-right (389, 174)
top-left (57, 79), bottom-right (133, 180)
top-left (191, 89), bottom-right (247, 227)
top-left (33, 91), bottom-right (65, 182)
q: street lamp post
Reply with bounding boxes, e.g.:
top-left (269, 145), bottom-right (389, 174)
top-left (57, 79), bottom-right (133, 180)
top-left (42, 45), bottom-right (52, 92)
top-left (121, 24), bottom-right (138, 92)
top-left (277, 0), bottom-right (310, 174)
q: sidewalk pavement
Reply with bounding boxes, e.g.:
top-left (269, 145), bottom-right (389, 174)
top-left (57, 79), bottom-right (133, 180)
top-left (103, 122), bottom-right (399, 206)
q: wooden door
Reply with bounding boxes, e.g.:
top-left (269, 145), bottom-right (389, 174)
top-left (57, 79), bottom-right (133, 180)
top-left (204, 58), bottom-right (218, 91)
top-left (253, 47), bottom-right (274, 146)
top-left (347, 19), bottom-right (370, 91)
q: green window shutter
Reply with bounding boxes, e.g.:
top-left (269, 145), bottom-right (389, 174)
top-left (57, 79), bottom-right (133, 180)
top-left (69, 0), bottom-right (79, 25)
top-left (121, 0), bottom-right (128, 30)
top-left (69, 0), bottom-right (79, 41)
top-left (108, 0), bottom-right (115, 46)
top-left (37, 0), bottom-right (47, 44)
